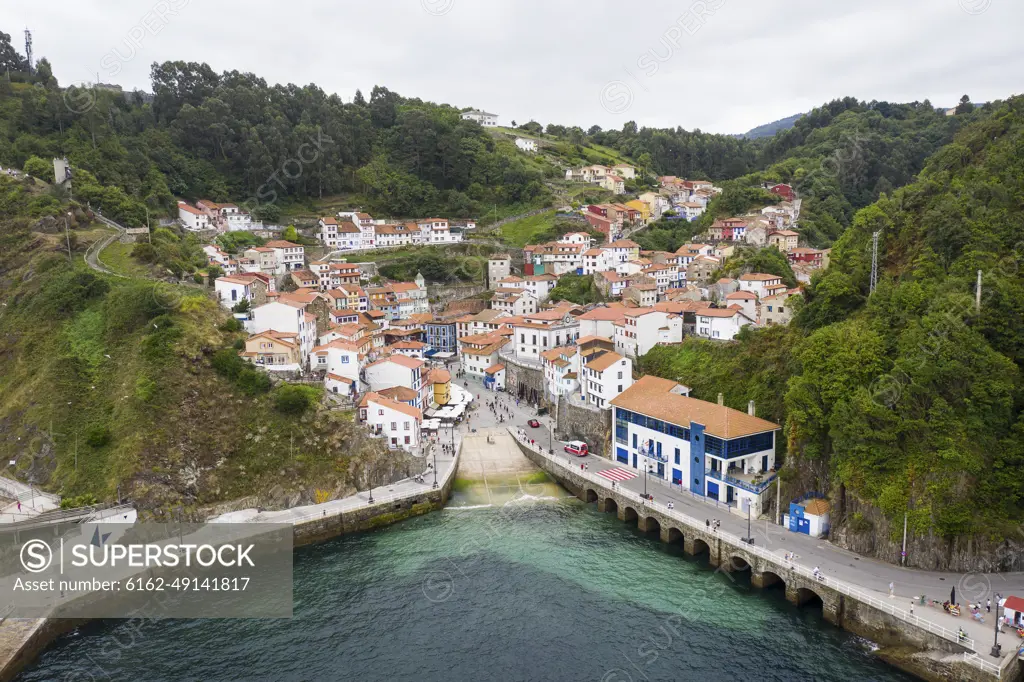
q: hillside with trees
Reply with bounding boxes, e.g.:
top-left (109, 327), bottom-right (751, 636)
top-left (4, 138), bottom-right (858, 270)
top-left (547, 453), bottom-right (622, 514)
top-left (639, 97), bottom-right (1024, 571)
top-left (0, 175), bottom-right (402, 514)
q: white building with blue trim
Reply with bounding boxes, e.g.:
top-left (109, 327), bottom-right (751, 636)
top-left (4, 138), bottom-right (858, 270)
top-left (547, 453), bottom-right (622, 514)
top-left (610, 375), bottom-right (781, 516)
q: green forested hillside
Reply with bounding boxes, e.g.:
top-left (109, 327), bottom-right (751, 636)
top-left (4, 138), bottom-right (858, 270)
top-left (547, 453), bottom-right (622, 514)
top-left (0, 176), bottom-right (396, 513)
top-left (640, 98), bottom-right (1024, 567)
top-left (0, 45), bottom-right (552, 225)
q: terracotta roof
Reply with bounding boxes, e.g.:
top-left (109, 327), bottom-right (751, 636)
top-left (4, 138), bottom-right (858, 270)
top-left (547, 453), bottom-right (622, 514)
top-left (265, 240), bottom-right (301, 248)
top-left (611, 376), bottom-right (780, 439)
top-left (739, 273), bottom-right (782, 282)
top-left (217, 276), bottom-right (253, 285)
top-left (696, 308), bottom-right (742, 318)
top-left (326, 373), bottom-right (356, 384)
top-left (379, 386), bottom-right (419, 402)
top-left (427, 368), bottom-right (451, 384)
top-left (770, 230), bottom-right (799, 237)
top-left (365, 354), bottom-right (425, 370)
top-left (606, 240), bottom-right (640, 249)
top-left (248, 330), bottom-right (298, 348)
top-left (541, 346), bottom-right (577, 362)
top-left (803, 499), bottom-right (831, 516)
top-left (578, 307), bottom-right (626, 322)
top-left (484, 363), bottom-right (505, 375)
top-left (726, 291), bottom-right (756, 300)
top-left (320, 217), bottom-right (338, 225)
top-left (585, 351), bottom-right (624, 372)
top-left (364, 392), bottom-right (422, 421)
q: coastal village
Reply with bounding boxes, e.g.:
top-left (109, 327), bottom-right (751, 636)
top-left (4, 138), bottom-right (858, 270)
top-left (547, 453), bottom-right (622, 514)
top-left (188, 159), bottom-right (836, 524)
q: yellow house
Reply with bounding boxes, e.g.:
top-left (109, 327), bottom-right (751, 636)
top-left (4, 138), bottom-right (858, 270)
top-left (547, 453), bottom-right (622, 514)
top-left (240, 330), bottom-right (302, 369)
top-left (625, 199), bottom-right (651, 223)
top-left (427, 368), bottom-right (452, 406)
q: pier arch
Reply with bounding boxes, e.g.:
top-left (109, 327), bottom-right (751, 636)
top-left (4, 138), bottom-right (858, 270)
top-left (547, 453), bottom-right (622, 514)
top-left (723, 554), bottom-right (752, 574)
top-left (666, 527), bottom-right (684, 545)
top-left (620, 506), bottom-right (639, 525)
top-left (790, 586), bottom-right (825, 609)
top-left (639, 515), bottom-right (661, 535)
top-left (689, 537), bottom-right (710, 558)
top-left (602, 497), bottom-right (618, 514)
top-left (754, 570), bottom-right (785, 590)
top-left (583, 488), bottom-right (598, 504)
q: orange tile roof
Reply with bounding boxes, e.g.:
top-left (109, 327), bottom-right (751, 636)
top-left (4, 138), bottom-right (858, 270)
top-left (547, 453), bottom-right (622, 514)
top-left (363, 392), bottom-right (422, 421)
top-left (484, 363), bottom-right (505, 375)
top-left (585, 351), bottom-right (625, 372)
top-left (611, 376), bottom-right (779, 439)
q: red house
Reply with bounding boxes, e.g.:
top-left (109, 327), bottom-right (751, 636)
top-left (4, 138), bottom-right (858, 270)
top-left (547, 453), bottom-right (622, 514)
top-left (788, 247), bottom-right (824, 267)
top-left (769, 183), bottom-right (795, 202)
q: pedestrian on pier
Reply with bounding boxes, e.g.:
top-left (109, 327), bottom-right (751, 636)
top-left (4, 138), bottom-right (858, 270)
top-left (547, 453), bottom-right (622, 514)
top-left (986, 598), bottom-right (991, 613)
top-left (889, 582), bottom-right (895, 598)
top-left (706, 519), bottom-right (710, 530)
top-left (909, 601), bottom-right (914, 615)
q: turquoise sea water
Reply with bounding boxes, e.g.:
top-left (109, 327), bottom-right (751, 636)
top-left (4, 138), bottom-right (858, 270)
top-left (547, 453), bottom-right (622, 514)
top-left (17, 496), bottom-right (911, 681)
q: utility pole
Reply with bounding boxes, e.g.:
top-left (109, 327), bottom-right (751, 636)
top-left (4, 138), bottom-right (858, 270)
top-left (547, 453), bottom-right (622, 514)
top-left (901, 512), bottom-right (908, 566)
top-left (776, 474), bottom-right (782, 525)
top-left (976, 270), bottom-right (982, 313)
top-left (24, 28), bottom-right (33, 74)
top-left (869, 230), bottom-right (880, 294)
top-left (64, 213), bottom-right (73, 263)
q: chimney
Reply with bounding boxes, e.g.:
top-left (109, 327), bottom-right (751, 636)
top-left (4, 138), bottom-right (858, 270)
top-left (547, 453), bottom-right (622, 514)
top-left (717, 393), bottom-right (724, 406)
top-left (748, 400), bottom-right (756, 417)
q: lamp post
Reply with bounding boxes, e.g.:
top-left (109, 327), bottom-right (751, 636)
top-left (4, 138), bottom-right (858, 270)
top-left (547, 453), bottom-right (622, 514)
top-left (432, 447), bottom-right (438, 489)
top-left (990, 602), bottom-right (1001, 658)
top-left (643, 463), bottom-right (651, 499)
top-left (745, 503), bottom-right (753, 544)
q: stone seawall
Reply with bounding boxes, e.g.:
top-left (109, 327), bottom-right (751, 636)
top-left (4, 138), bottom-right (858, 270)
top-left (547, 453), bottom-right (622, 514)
top-left (512, 436), bottom-right (1017, 682)
top-left (0, 453), bottom-right (459, 682)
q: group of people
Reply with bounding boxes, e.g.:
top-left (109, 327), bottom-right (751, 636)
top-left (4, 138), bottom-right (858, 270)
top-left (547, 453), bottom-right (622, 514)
top-left (705, 518), bottom-right (721, 532)
top-left (485, 397), bottom-right (514, 423)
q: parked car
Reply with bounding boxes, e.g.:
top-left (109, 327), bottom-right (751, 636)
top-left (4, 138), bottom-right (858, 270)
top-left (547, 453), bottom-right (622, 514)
top-left (564, 441), bottom-right (589, 456)
top-left (528, 419), bottom-right (540, 428)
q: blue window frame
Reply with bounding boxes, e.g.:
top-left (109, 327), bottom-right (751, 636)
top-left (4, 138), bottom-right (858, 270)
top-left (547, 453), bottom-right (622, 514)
top-left (632, 433), bottom-right (637, 449)
top-left (674, 448), bottom-right (680, 465)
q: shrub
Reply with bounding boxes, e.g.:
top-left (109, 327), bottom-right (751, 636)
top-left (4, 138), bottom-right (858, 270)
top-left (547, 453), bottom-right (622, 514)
top-left (273, 384), bottom-right (320, 415)
top-left (132, 242), bottom-right (157, 263)
top-left (85, 425), bottom-right (112, 448)
top-left (23, 155), bottom-right (50, 180)
top-left (220, 318), bottom-right (243, 333)
top-left (103, 283), bottom-right (164, 337)
top-left (35, 270), bottom-right (110, 317)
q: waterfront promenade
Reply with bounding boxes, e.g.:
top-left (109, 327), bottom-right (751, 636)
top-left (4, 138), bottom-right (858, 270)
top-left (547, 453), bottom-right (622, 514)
top-left (511, 428), bottom-right (1024, 680)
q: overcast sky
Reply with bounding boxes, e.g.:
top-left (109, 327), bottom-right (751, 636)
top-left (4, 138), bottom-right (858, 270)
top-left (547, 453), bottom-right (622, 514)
top-left (8, 0), bottom-right (1022, 134)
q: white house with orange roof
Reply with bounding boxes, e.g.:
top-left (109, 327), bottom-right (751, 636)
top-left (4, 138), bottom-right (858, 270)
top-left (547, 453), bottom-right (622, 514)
top-left (724, 290), bottom-right (758, 321)
top-left (541, 345), bottom-right (580, 402)
top-left (364, 354), bottom-right (428, 409)
top-left (577, 306), bottom-right (627, 339)
top-left (459, 332), bottom-right (509, 377)
top-left (695, 307), bottom-right (756, 340)
top-left (523, 273), bottom-right (558, 302)
top-left (177, 202), bottom-right (211, 232)
top-left (512, 309), bottom-right (580, 362)
top-left (613, 308), bottom-right (683, 358)
top-left (309, 339), bottom-right (360, 380)
top-left (602, 239), bottom-right (641, 268)
top-left (214, 275), bottom-right (256, 309)
top-left (265, 240), bottom-right (305, 273)
top-left (360, 392), bottom-right (422, 451)
top-left (249, 300), bottom-right (318, 362)
top-left (581, 350), bottom-right (633, 410)
top-left (240, 330), bottom-right (303, 371)
top-left (767, 230), bottom-right (800, 253)
top-left (600, 174), bottom-right (626, 194)
top-left (737, 273), bottom-right (784, 299)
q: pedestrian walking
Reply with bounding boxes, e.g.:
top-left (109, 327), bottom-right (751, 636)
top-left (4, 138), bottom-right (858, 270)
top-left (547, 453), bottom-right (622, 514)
top-left (986, 598), bottom-right (991, 613)
top-left (706, 519), bottom-right (710, 529)
top-left (910, 601), bottom-right (914, 615)
top-left (889, 582), bottom-right (895, 598)
top-left (16, 501), bottom-right (20, 513)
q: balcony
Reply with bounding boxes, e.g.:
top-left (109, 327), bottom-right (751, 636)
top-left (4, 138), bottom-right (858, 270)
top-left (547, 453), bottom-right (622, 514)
top-left (705, 467), bottom-right (777, 494)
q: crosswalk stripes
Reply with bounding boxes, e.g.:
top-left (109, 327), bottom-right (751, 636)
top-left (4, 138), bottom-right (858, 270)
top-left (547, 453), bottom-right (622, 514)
top-left (596, 467), bottom-right (638, 482)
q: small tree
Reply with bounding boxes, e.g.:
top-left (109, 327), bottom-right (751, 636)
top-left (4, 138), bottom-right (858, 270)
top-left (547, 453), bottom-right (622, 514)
top-left (23, 156), bottom-right (51, 181)
top-left (232, 298), bottom-right (251, 313)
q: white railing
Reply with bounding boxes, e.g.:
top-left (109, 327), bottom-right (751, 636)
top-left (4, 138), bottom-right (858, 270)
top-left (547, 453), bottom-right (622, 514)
top-left (963, 653), bottom-right (1004, 677)
top-left (512, 430), bottom-right (1002, 670)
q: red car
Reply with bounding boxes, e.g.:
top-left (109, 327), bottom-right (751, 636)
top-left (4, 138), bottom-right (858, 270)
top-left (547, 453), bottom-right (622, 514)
top-left (528, 419), bottom-right (540, 428)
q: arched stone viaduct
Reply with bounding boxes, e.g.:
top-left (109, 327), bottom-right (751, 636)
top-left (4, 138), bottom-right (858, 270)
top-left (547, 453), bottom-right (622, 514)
top-left (585, 487), bottom-right (838, 621)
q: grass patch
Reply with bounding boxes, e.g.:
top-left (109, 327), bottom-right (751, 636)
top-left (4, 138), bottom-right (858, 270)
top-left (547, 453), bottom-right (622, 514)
top-left (99, 240), bottom-right (156, 278)
top-left (499, 210), bottom-right (557, 246)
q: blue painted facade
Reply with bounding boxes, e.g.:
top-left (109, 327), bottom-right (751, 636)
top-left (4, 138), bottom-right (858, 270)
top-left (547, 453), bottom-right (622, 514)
top-left (425, 321), bottom-right (457, 354)
top-left (613, 404), bottom-right (778, 512)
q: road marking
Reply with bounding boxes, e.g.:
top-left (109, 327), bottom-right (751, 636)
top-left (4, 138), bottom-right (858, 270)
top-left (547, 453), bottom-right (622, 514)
top-left (596, 468), bottom-right (638, 482)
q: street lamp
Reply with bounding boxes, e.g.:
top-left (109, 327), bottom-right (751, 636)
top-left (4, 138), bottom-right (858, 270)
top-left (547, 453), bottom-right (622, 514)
top-left (643, 463), bottom-right (651, 499)
top-left (432, 447), bottom-right (438, 489)
top-left (744, 503), bottom-right (753, 544)
top-left (991, 600), bottom-right (1002, 658)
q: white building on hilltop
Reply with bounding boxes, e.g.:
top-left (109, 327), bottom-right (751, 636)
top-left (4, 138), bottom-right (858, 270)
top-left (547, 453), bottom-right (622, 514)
top-left (461, 110), bottom-right (498, 127)
top-left (516, 138), bottom-right (537, 152)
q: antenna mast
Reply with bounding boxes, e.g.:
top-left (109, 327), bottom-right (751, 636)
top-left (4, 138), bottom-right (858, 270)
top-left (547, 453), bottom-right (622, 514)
top-left (24, 28), bottom-right (34, 74)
